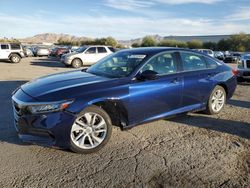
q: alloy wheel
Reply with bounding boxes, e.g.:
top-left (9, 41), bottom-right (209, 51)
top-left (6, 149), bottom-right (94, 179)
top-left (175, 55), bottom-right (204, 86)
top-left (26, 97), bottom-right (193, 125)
top-left (211, 89), bottom-right (225, 112)
top-left (70, 112), bottom-right (107, 149)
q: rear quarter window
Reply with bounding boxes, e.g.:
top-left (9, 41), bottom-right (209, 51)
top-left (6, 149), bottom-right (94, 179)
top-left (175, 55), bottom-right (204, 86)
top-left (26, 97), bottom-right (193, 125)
top-left (204, 57), bottom-right (218, 69)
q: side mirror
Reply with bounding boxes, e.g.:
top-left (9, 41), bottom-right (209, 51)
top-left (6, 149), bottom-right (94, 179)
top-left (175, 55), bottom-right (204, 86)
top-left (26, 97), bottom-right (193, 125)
top-left (137, 70), bottom-right (158, 80)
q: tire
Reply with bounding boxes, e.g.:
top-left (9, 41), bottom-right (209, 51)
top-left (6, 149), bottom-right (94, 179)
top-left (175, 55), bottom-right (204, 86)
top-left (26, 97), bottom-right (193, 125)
top-left (69, 106), bottom-right (112, 154)
top-left (72, 58), bottom-right (83, 68)
top-left (205, 85), bottom-right (226, 115)
top-left (10, 54), bottom-right (21, 63)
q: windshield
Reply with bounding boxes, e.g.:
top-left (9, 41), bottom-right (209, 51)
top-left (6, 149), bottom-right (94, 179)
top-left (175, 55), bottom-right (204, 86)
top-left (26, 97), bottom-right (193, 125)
top-left (76, 47), bottom-right (87, 53)
top-left (87, 52), bottom-right (147, 78)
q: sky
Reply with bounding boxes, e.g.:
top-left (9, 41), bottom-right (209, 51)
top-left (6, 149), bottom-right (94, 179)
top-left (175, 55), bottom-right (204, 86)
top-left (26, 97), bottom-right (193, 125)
top-left (0, 0), bottom-right (250, 40)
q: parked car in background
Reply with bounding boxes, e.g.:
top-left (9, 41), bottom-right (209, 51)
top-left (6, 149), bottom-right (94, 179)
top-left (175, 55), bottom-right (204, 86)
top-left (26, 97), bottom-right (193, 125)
top-left (61, 45), bottom-right (113, 68)
top-left (50, 47), bottom-right (70, 57)
top-left (197, 49), bottom-right (214, 57)
top-left (231, 52), bottom-right (242, 63)
top-left (0, 43), bottom-right (25, 63)
top-left (12, 47), bottom-right (237, 153)
top-left (237, 53), bottom-right (250, 82)
top-left (214, 51), bottom-right (225, 61)
top-left (23, 47), bottom-right (34, 57)
top-left (224, 52), bottom-right (241, 63)
top-left (34, 47), bottom-right (50, 57)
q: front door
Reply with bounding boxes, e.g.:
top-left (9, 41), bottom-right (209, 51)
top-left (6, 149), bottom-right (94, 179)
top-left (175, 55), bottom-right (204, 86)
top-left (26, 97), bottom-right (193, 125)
top-left (128, 51), bottom-right (183, 125)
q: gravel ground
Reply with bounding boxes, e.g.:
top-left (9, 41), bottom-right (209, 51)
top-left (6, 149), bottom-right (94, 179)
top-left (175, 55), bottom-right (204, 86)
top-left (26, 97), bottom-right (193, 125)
top-left (0, 57), bottom-right (249, 188)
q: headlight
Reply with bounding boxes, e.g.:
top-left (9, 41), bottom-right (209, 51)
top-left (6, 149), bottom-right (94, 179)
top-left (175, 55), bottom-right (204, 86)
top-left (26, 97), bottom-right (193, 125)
top-left (27, 100), bottom-right (74, 114)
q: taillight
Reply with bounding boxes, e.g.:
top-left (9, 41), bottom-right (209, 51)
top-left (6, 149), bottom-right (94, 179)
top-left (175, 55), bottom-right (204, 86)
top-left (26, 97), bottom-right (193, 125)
top-left (232, 69), bottom-right (238, 76)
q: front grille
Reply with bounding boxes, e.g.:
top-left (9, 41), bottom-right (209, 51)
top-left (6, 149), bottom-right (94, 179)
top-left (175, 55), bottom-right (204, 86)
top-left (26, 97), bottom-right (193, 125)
top-left (246, 60), bottom-right (250, 68)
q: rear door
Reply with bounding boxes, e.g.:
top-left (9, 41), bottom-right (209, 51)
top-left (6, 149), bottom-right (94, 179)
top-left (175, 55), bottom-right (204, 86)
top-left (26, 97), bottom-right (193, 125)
top-left (0, 44), bottom-right (10, 59)
top-left (97, 47), bottom-right (109, 61)
top-left (178, 51), bottom-right (212, 108)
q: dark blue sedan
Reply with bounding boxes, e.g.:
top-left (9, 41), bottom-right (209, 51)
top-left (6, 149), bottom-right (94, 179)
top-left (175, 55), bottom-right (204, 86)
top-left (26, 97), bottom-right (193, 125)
top-left (12, 48), bottom-right (237, 153)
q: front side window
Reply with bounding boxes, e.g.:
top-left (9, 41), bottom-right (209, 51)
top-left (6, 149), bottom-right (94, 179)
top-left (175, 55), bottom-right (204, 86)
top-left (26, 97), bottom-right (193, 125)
top-left (87, 52), bottom-right (147, 78)
top-left (180, 52), bottom-right (206, 71)
top-left (85, 47), bottom-right (96, 54)
top-left (141, 52), bottom-right (177, 75)
top-left (1, 44), bottom-right (9, 49)
top-left (97, 47), bottom-right (107, 53)
top-left (10, 44), bottom-right (21, 50)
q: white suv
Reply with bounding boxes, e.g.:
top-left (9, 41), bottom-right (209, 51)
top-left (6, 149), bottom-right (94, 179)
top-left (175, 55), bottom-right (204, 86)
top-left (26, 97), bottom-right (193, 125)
top-left (61, 45), bottom-right (114, 68)
top-left (0, 43), bottom-right (25, 63)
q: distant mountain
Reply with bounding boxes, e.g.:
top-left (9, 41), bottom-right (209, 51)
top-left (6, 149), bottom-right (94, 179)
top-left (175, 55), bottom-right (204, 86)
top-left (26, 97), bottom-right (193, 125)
top-left (20, 33), bottom-right (92, 44)
top-left (19, 33), bottom-right (235, 46)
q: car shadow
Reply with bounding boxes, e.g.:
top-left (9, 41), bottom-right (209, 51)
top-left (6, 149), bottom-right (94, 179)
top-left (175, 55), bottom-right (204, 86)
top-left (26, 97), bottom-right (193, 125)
top-left (169, 113), bottom-right (250, 140)
top-left (30, 57), bottom-right (66, 68)
top-left (228, 99), bottom-right (250, 109)
top-left (0, 80), bottom-right (28, 145)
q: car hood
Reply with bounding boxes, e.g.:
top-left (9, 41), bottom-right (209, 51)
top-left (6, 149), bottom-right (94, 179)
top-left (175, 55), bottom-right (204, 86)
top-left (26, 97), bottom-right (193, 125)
top-left (21, 70), bottom-right (110, 101)
top-left (65, 52), bottom-right (80, 58)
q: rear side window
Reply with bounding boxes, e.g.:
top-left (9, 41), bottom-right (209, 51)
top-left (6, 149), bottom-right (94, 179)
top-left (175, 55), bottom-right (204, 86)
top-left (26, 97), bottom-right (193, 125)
top-left (1, 44), bottom-right (9, 49)
top-left (85, 47), bottom-right (96, 54)
top-left (97, 47), bottom-right (107, 53)
top-left (10, 44), bottom-right (21, 50)
top-left (204, 57), bottom-right (218, 69)
top-left (180, 52), bottom-right (206, 71)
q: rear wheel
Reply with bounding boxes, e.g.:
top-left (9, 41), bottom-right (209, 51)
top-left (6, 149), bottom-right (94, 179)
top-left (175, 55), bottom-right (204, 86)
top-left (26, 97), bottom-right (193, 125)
top-left (69, 106), bottom-right (112, 154)
top-left (10, 54), bottom-right (21, 63)
top-left (72, 58), bottom-right (83, 68)
top-left (205, 85), bottom-right (226, 115)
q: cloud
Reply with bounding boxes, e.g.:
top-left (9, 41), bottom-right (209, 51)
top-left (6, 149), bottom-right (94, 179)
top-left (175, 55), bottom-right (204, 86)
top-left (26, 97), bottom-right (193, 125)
top-left (226, 6), bottom-right (250, 21)
top-left (105, 0), bottom-right (154, 11)
top-left (0, 13), bottom-right (249, 40)
top-left (154, 0), bottom-right (222, 5)
top-left (104, 0), bottom-right (222, 11)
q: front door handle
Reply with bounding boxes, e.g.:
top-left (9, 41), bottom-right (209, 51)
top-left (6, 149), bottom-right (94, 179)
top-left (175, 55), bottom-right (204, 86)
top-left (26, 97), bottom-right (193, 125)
top-left (171, 78), bottom-right (181, 84)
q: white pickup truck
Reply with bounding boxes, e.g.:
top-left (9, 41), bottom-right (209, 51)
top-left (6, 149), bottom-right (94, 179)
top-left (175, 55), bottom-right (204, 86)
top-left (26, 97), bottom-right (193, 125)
top-left (0, 43), bottom-right (25, 63)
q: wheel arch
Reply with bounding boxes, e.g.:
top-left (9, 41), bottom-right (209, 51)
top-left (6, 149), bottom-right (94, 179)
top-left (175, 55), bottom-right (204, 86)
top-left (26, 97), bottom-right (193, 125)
top-left (89, 99), bottom-right (129, 129)
top-left (9, 52), bottom-right (22, 59)
top-left (217, 83), bottom-right (228, 98)
top-left (71, 57), bottom-right (83, 64)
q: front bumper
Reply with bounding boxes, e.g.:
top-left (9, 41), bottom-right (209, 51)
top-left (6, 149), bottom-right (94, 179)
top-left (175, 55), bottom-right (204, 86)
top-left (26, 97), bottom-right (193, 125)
top-left (60, 57), bottom-right (71, 65)
top-left (12, 90), bottom-right (76, 149)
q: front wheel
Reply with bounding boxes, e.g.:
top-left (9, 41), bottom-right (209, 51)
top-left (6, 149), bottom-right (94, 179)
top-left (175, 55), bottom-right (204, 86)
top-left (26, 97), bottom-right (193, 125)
top-left (72, 58), bottom-right (83, 68)
top-left (69, 106), bottom-right (112, 154)
top-left (205, 85), bottom-right (226, 115)
top-left (10, 54), bottom-right (21, 63)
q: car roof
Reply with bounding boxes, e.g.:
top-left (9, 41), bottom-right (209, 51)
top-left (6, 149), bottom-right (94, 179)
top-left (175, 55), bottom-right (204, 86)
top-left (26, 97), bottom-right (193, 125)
top-left (118, 47), bottom-right (208, 57)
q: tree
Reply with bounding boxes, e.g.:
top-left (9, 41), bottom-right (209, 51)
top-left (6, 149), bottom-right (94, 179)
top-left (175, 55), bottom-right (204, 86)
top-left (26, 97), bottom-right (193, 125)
top-left (141, 36), bottom-right (156, 47)
top-left (203, 42), bottom-right (217, 50)
top-left (105, 37), bottom-right (117, 47)
top-left (132, 42), bottom-right (141, 48)
top-left (158, 40), bottom-right (187, 48)
top-left (187, 40), bottom-right (203, 49)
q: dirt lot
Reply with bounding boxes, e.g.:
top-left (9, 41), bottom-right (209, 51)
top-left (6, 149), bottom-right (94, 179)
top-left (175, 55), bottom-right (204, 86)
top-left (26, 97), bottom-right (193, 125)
top-left (0, 57), bottom-right (249, 188)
